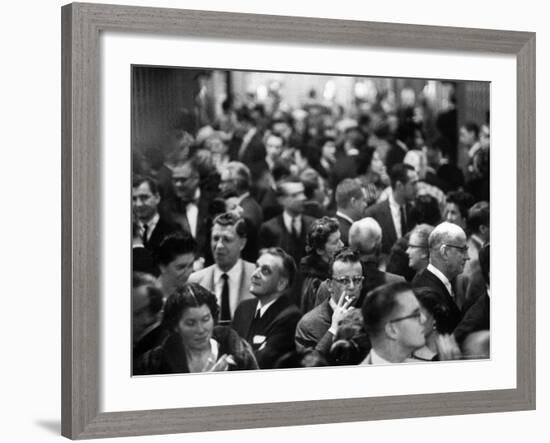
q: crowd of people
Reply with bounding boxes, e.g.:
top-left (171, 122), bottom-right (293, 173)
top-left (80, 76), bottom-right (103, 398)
top-left (131, 88), bottom-right (490, 374)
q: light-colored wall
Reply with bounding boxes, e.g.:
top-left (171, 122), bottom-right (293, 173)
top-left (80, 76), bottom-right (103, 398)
top-left (2, 1), bottom-right (545, 442)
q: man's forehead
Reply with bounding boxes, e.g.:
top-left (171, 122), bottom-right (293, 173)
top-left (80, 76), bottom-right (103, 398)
top-left (281, 181), bottom-right (304, 194)
top-left (258, 253), bottom-right (282, 268)
top-left (172, 164), bottom-right (195, 177)
top-left (332, 260), bottom-right (362, 276)
top-left (407, 170), bottom-right (419, 182)
top-left (267, 135), bottom-right (283, 145)
top-left (133, 181), bottom-right (154, 194)
top-left (396, 290), bottom-right (419, 311)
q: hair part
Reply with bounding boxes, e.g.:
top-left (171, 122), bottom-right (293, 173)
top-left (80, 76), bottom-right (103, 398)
top-left (212, 212), bottom-right (248, 238)
top-left (161, 282), bottom-right (219, 332)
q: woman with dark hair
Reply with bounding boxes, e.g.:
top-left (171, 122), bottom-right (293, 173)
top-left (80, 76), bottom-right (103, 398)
top-left (299, 217), bottom-right (343, 314)
top-left (134, 283), bottom-right (258, 374)
top-left (410, 286), bottom-right (458, 361)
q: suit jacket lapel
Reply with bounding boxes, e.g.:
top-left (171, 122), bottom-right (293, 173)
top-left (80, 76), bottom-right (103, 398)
top-left (425, 269), bottom-right (453, 299)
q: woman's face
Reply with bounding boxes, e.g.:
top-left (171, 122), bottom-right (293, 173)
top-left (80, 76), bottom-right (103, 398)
top-left (443, 203), bottom-right (466, 229)
top-left (369, 151), bottom-right (386, 176)
top-left (322, 230), bottom-right (344, 261)
top-left (176, 304), bottom-right (214, 351)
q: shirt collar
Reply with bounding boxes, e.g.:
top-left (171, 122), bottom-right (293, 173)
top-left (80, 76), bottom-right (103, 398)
top-left (427, 263), bottom-right (453, 296)
top-left (187, 188), bottom-right (201, 205)
top-left (366, 348), bottom-right (393, 365)
top-left (234, 192), bottom-right (250, 205)
top-left (140, 212), bottom-right (159, 228)
top-left (256, 297), bottom-right (278, 318)
top-left (336, 211), bottom-right (354, 225)
top-left (214, 259), bottom-right (242, 282)
top-left (282, 211), bottom-right (300, 232)
top-left (388, 188), bottom-right (400, 211)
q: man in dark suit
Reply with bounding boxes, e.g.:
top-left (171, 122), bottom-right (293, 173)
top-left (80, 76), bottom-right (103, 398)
top-left (334, 178), bottom-right (368, 246)
top-left (258, 177), bottom-right (315, 267)
top-left (364, 163), bottom-right (419, 255)
top-left (230, 107), bottom-right (266, 167)
top-left (159, 159), bottom-right (214, 264)
top-left (188, 212), bottom-right (256, 324)
top-left (454, 244), bottom-right (490, 345)
top-left (132, 175), bottom-right (181, 255)
top-left (220, 161), bottom-right (263, 262)
top-left (412, 221), bottom-right (469, 333)
top-left (232, 247), bottom-right (301, 369)
top-left (295, 248), bottom-right (362, 357)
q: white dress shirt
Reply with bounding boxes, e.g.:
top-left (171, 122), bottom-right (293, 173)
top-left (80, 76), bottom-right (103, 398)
top-left (388, 189), bottom-right (404, 238)
top-left (139, 213), bottom-right (159, 242)
top-left (213, 259), bottom-right (243, 317)
top-left (185, 188), bottom-right (201, 238)
top-left (427, 263), bottom-right (454, 297)
top-left (361, 348), bottom-right (393, 365)
top-left (335, 211), bottom-right (354, 226)
top-left (282, 210), bottom-right (302, 236)
top-left (255, 297), bottom-right (278, 319)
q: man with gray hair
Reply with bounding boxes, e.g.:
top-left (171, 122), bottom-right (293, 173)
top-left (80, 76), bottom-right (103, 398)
top-left (412, 221), bottom-right (468, 332)
top-left (348, 217), bottom-right (405, 307)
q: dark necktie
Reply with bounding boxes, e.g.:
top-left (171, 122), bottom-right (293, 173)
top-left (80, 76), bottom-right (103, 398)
top-left (220, 273), bottom-right (230, 324)
top-left (141, 223), bottom-right (148, 246)
top-left (400, 205), bottom-right (407, 237)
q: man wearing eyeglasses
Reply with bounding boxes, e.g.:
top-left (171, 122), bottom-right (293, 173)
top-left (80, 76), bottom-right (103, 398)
top-left (412, 222), bottom-right (468, 333)
top-left (160, 159), bottom-right (214, 264)
top-left (361, 281), bottom-right (427, 364)
top-left (295, 248), bottom-right (363, 357)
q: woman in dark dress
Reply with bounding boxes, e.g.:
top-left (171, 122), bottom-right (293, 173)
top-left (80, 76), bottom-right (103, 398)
top-left (135, 283), bottom-right (258, 375)
top-left (299, 217), bottom-right (343, 314)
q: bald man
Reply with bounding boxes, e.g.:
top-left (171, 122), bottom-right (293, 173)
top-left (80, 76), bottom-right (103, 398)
top-left (412, 221), bottom-right (468, 333)
top-left (348, 217), bottom-right (405, 307)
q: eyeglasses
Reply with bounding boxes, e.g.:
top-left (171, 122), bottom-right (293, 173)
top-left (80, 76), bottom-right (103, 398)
top-left (389, 310), bottom-right (424, 324)
top-left (332, 276), bottom-right (364, 286)
top-left (407, 243), bottom-right (426, 249)
top-left (443, 243), bottom-right (468, 254)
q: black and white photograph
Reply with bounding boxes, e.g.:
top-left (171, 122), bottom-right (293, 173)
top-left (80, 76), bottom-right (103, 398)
top-left (131, 66), bottom-right (491, 375)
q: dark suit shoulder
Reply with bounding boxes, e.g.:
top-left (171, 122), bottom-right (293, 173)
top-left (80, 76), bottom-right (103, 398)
top-left (364, 199), bottom-right (389, 216)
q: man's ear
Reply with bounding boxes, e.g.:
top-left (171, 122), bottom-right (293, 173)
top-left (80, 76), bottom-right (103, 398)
top-left (276, 276), bottom-right (289, 293)
top-left (384, 321), bottom-right (398, 340)
top-left (239, 236), bottom-right (248, 251)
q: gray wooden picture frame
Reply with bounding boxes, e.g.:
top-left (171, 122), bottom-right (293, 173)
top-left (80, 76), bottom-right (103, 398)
top-left (61, 2), bottom-right (536, 439)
